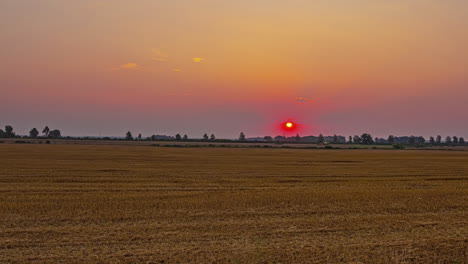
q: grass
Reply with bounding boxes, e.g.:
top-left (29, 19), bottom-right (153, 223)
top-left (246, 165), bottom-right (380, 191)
top-left (0, 144), bottom-right (467, 263)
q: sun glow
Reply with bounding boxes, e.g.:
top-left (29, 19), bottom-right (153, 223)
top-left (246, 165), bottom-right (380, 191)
top-left (282, 121), bottom-right (297, 132)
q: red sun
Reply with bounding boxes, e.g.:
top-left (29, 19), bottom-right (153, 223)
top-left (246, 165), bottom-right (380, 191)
top-left (282, 121), bottom-right (297, 132)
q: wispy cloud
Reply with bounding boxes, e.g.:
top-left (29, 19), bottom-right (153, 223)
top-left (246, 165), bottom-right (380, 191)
top-left (119, 63), bottom-right (138, 69)
top-left (152, 49), bottom-right (169, 62)
top-left (110, 63), bottom-right (138, 70)
top-left (172, 68), bottom-right (182, 72)
top-left (192, 58), bottom-right (205, 63)
top-left (295, 97), bottom-right (310, 103)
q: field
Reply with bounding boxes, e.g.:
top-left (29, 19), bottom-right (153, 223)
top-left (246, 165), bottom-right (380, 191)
top-left (1, 144), bottom-right (467, 263)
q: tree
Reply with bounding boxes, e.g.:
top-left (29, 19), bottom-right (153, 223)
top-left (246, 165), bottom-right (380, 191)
top-left (408, 135), bottom-right (416, 145)
top-left (126, 131), bottom-right (133, 140)
top-left (175, 134), bottom-right (182, 141)
top-left (137, 134), bottom-right (141, 140)
top-left (333, 134), bottom-right (338, 144)
top-left (0, 129), bottom-right (5, 138)
top-left (387, 135), bottom-right (395, 144)
top-left (5, 125), bottom-right (15, 138)
top-left (203, 133), bottom-right (209, 141)
top-left (210, 134), bottom-right (216, 141)
top-left (274, 136), bottom-right (285, 142)
top-left (318, 134), bottom-right (325, 144)
top-left (29, 128), bottom-right (39, 138)
top-left (360, 133), bottom-right (374, 145)
top-left (417, 136), bottom-right (426, 145)
top-left (239, 132), bottom-right (246, 141)
top-left (429, 137), bottom-right (435, 144)
top-left (48, 129), bottom-right (61, 138)
top-left (436, 135), bottom-right (442, 144)
top-left (183, 134), bottom-right (188, 140)
top-left (296, 134), bottom-right (301, 142)
top-left (264, 136), bottom-right (273, 142)
top-left (353, 135), bottom-right (361, 144)
top-left (348, 136), bottom-right (353, 144)
top-left (453, 136), bottom-right (459, 144)
top-left (460, 137), bottom-right (465, 145)
top-left (42, 126), bottom-right (50, 137)
top-left (445, 136), bottom-right (452, 144)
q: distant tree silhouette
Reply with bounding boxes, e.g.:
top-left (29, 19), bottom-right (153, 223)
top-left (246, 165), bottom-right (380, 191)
top-left (429, 136), bottom-right (435, 144)
top-left (264, 136), bottom-right (273, 142)
top-left (353, 135), bottom-right (361, 144)
top-left (48, 129), bottom-right (61, 138)
top-left (126, 131), bottom-right (133, 140)
top-left (274, 136), bottom-right (285, 142)
top-left (417, 136), bottom-right (426, 145)
top-left (29, 128), bottom-right (39, 138)
top-left (42, 126), bottom-right (50, 137)
top-left (453, 136), bottom-right (459, 144)
top-left (183, 134), bottom-right (188, 140)
top-left (175, 134), bottom-right (182, 141)
top-left (318, 134), bottom-right (325, 144)
top-left (4, 125), bottom-right (15, 138)
top-left (333, 134), bottom-right (338, 143)
top-left (0, 129), bottom-right (5, 138)
top-left (348, 136), bottom-right (352, 143)
top-left (445, 136), bottom-right (452, 144)
top-left (436, 135), bottom-right (442, 144)
top-left (203, 133), bottom-right (209, 141)
top-left (361, 133), bottom-right (374, 145)
top-left (408, 135), bottom-right (416, 145)
top-left (239, 132), bottom-right (246, 141)
top-left (150, 135), bottom-right (156, 140)
top-left (460, 137), bottom-right (465, 145)
top-left (387, 135), bottom-right (395, 144)
top-left (210, 134), bottom-right (216, 141)
top-left (296, 134), bottom-right (301, 142)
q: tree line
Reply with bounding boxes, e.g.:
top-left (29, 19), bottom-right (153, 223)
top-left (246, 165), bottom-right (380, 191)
top-left (1, 125), bottom-right (466, 146)
top-left (0, 125), bottom-right (62, 139)
top-left (124, 131), bottom-right (247, 141)
top-left (123, 131), bottom-right (465, 146)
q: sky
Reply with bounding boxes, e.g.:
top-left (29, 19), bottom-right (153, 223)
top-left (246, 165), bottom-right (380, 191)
top-left (1, 0), bottom-right (467, 138)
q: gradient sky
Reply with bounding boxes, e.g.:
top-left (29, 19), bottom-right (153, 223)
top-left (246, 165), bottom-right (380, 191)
top-left (1, 0), bottom-right (467, 138)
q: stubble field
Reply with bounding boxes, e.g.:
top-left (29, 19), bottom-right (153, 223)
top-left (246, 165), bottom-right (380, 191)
top-left (0, 144), bottom-right (467, 263)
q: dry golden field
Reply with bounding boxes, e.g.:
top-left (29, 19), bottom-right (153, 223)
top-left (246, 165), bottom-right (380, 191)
top-left (0, 144), bottom-right (467, 263)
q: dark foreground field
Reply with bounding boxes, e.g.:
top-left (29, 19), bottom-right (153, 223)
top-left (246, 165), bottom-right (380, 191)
top-left (0, 145), bottom-right (467, 263)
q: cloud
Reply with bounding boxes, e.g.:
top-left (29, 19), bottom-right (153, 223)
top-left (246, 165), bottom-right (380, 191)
top-left (119, 63), bottom-right (138, 69)
top-left (192, 58), bottom-right (205, 63)
top-left (172, 69), bottom-right (182, 72)
top-left (295, 97), bottom-right (310, 103)
top-left (152, 49), bottom-right (169, 62)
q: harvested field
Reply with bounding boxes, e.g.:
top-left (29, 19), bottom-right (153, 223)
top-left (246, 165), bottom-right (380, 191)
top-left (0, 145), bottom-right (467, 263)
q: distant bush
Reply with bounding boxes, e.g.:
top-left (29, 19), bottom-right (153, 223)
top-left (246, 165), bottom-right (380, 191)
top-left (324, 145), bottom-right (333, 149)
top-left (46, 140), bottom-right (51, 144)
top-left (393, 144), bottom-right (405, 149)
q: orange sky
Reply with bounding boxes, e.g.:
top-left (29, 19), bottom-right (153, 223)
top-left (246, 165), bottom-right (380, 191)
top-left (1, 0), bottom-right (467, 137)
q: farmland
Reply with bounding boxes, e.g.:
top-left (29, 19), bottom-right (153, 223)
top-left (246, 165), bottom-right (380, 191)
top-left (0, 144), bottom-right (467, 263)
